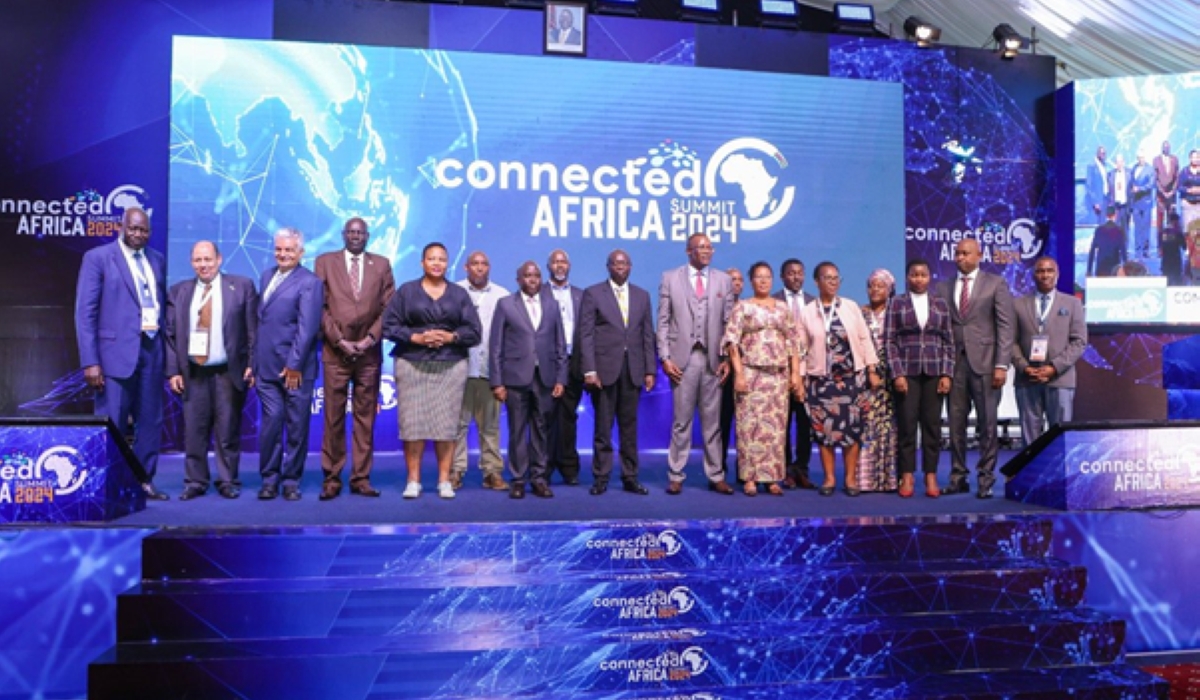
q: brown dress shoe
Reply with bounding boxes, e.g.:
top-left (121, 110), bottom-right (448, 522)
top-left (708, 480), bottom-right (735, 495)
top-left (350, 483), bottom-right (381, 497)
top-left (483, 473), bottom-right (509, 491)
top-left (666, 481), bottom-right (683, 495)
top-left (531, 482), bottom-right (554, 498)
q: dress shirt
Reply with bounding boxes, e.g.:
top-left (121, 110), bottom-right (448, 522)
top-left (549, 282), bottom-right (575, 352)
top-left (910, 292), bottom-right (929, 328)
top-left (953, 271), bottom-right (977, 313)
top-left (690, 266), bottom-right (708, 296)
top-left (343, 250), bottom-right (364, 292)
top-left (523, 293), bottom-right (541, 330)
top-left (263, 268), bottom-right (293, 302)
top-left (118, 238), bottom-right (159, 310)
top-left (786, 289), bottom-right (806, 317)
top-left (459, 279), bottom-right (508, 378)
top-left (190, 273), bottom-right (226, 365)
top-left (610, 279), bottom-right (629, 324)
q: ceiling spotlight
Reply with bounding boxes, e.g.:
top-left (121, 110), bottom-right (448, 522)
top-left (992, 23), bottom-right (1025, 59)
top-left (903, 16), bottom-right (940, 47)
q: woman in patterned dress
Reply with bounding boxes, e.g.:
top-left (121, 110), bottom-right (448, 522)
top-left (797, 262), bottom-right (881, 496)
top-left (723, 262), bottom-right (803, 496)
top-left (858, 269), bottom-right (899, 493)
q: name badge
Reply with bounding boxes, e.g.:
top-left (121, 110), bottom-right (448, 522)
top-left (1030, 334), bottom-right (1049, 363)
top-left (141, 308), bottom-right (159, 332)
top-left (189, 329), bottom-right (210, 356)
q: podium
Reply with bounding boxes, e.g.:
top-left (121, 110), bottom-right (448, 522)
top-left (0, 416), bottom-right (147, 523)
top-left (1002, 420), bottom-right (1200, 510)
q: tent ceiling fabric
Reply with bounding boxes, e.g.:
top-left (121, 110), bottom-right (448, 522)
top-left (800, 0), bottom-right (1200, 85)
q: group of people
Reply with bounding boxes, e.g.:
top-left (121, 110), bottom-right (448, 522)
top-left (1085, 142), bottom-right (1200, 284)
top-left (75, 209), bottom-right (1087, 504)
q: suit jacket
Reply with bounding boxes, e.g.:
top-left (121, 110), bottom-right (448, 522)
top-left (164, 274), bottom-right (258, 391)
top-left (656, 265), bottom-right (733, 373)
top-left (1154, 153), bottom-right (1179, 196)
top-left (75, 240), bottom-right (167, 379)
top-left (556, 27), bottom-right (582, 45)
top-left (1107, 166), bottom-right (1133, 208)
top-left (254, 265), bottom-right (324, 381)
top-left (489, 292), bottom-right (567, 389)
top-left (1130, 162), bottom-right (1155, 212)
top-left (579, 280), bottom-right (656, 386)
top-left (935, 270), bottom-right (1014, 376)
top-left (314, 250), bottom-right (395, 362)
top-left (1011, 291), bottom-right (1087, 389)
top-left (772, 288), bottom-right (816, 315)
top-left (796, 297), bottom-right (878, 377)
top-left (541, 281), bottom-right (583, 377)
top-left (1085, 159), bottom-right (1108, 213)
top-left (883, 293), bottom-right (955, 379)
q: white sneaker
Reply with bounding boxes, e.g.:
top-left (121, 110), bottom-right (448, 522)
top-left (437, 481), bottom-right (456, 499)
top-left (402, 481), bottom-right (422, 499)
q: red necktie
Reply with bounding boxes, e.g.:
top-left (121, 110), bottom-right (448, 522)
top-left (959, 275), bottom-right (972, 315)
top-left (695, 271), bottom-right (705, 298)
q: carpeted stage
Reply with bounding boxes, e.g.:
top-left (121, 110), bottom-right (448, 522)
top-left (113, 449), bottom-right (1049, 527)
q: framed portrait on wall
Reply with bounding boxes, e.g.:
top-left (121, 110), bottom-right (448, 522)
top-left (545, 2), bottom-right (587, 56)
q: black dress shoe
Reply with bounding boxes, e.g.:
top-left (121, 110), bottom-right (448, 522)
top-left (817, 485), bottom-right (835, 497)
top-left (564, 476), bottom-right (580, 486)
top-left (350, 484), bottom-right (381, 497)
top-left (283, 486), bottom-right (301, 501)
top-left (258, 486), bottom-right (278, 500)
top-left (589, 482), bottom-right (608, 495)
top-left (622, 480), bottom-right (650, 495)
top-left (942, 481), bottom-right (970, 495)
top-left (178, 486), bottom-right (206, 501)
top-left (976, 487), bottom-right (994, 500)
top-left (142, 482), bottom-right (170, 501)
top-left (510, 483), bottom-right (526, 499)
top-left (531, 482), bottom-right (554, 498)
top-left (218, 485), bottom-right (240, 499)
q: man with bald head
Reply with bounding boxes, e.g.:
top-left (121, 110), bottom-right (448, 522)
top-left (935, 238), bottom-right (1014, 499)
top-left (75, 207), bottom-right (169, 499)
top-left (314, 217), bottom-right (395, 499)
top-left (165, 241), bottom-right (258, 500)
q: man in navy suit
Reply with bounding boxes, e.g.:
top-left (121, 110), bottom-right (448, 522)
top-left (935, 238), bottom-right (1014, 499)
top-left (490, 262), bottom-right (567, 499)
top-left (165, 241), bottom-right (258, 500)
top-left (1085, 146), bottom-right (1109, 225)
top-left (772, 258), bottom-right (816, 490)
top-left (542, 249), bottom-right (585, 485)
top-left (579, 249), bottom-right (656, 495)
top-left (1129, 152), bottom-right (1155, 257)
top-left (254, 228), bottom-right (323, 501)
top-left (75, 207), bottom-right (169, 500)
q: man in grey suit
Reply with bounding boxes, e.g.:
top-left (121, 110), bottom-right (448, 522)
top-left (579, 249), bottom-right (656, 496)
top-left (1011, 257), bottom-right (1087, 445)
top-left (254, 228), bottom-right (324, 502)
top-left (490, 262), bottom-right (567, 500)
top-left (936, 238), bottom-right (1014, 499)
top-left (658, 233), bottom-right (735, 495)
top-left (165, 241), bottom-right (258, 500)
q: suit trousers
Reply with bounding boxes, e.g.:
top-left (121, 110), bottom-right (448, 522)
top-left (590, 357), bottom-right (641, 485)
top-left (719, 375), bottom-right (737, 476)
top-left (453, 377), bottom-right (504, 478)
top-left (947, 351), bottom-right (999, 491)
top-left (321, 352), bottom-right (382, 487)
top-left (504, 374), bottom-right (554, 486)
top-left (547, 371), bottom-right (584, 481)
top-left (257, 376), bottom-right (314, 488)
top-left (182, 363), bottom-right (245, 488)
top-left (783, 395), bottom-right (813, 477)
top-left (667, 348), bottom-right (724, 483)
top-left (96, 333), bottom-right (162, 479)
top-left (895, 373), bottom-right (944, 475)
top-left (1015, 383), bottom-right (1074, 446)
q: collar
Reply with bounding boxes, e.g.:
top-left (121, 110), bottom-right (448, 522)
top-left (468, 282), bottom-right (492, 294)
top-left (960, 270), bottom-right (977, 281)
top-left (196, 272), bottom-right (222, 288)
top-left (522, 292), bottom-right (540, 304)
top-left (609, 279), bottom-right (628, 293)
top-left (550, 281), bottom-right (571, 291)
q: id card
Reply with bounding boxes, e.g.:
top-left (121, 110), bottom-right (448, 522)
top-left (141, 308), bottom-right (159, 332)
top-left (189, 329), bottom-right (210, 356)
top-left (1030, 335), bottom-right (1049, 363)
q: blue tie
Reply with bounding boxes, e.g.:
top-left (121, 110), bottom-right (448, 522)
top-left (1038, 294), bottom-right (1050, 317)
top-left (133, 251), bottom-right (157, 338)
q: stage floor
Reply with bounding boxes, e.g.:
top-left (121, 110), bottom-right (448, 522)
top-left (109, 450), bottom-right (1058, 528)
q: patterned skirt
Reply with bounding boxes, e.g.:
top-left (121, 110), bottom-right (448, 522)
top-left (394, 357), bottom-right (468, 441)
top-left (735, 365), bottom-right (789, 484)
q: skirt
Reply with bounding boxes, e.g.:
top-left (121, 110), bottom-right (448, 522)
top-left (394, 357), bottom-right (468, 441)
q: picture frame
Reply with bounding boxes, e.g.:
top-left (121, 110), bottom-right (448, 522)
top-left (544, 2), bottom-right (588, 56)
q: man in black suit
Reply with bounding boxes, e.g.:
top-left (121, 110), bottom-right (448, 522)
top-left (1087, 208), bottom-right (1126, 277)
top-left (579, 249), bottom-right (656, 495)
top-left (542, 249), bottom-right (585, 485)
top-left (165, 240), bottom-right (258, 500)
top-left (773, 258), bottom-right (816, 489)
top-left (491, 262), bottom-right (567, 499)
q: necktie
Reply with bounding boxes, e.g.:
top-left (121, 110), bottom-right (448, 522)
top-left (264, 272), bottom-right (283, 302)
top-left (616, 286), bottom-right (628, 326)
top-left (695, 270), bottom-right (705, 299)
top-left (1039, 293), bottom-right (1050, 318)
top-left (133, 251), bottom-right (157, 338)
top-left (193, 283), bottom-right (212, 365)
top-left (350, 255), bottom-right (361, 300)
top-left (527, 295), bottom-right (540, 330)
top-left (959, 275), bottom-right (972, 315)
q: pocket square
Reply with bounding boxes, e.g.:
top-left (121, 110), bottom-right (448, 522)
top-left (1057, 308), bottom-right (1069, 316)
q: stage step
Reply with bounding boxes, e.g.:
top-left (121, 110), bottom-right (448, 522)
top-left (90, 515), bottom-right (1166, 699)
top-left (90, 609), bottom-right (1131, 697)
top-left (140, 516), bottom-right (1052, 580)
top-left (117, 558), bottom-right (1086, 641)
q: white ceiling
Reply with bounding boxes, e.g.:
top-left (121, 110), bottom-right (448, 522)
top-left (801, 0), bottom-right (1200, 85)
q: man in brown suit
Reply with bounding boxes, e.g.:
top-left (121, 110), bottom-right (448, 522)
top-left (315, 217), bottom-right (396, 499)
top-left (1154, 140), bottom-right (1180, 232)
